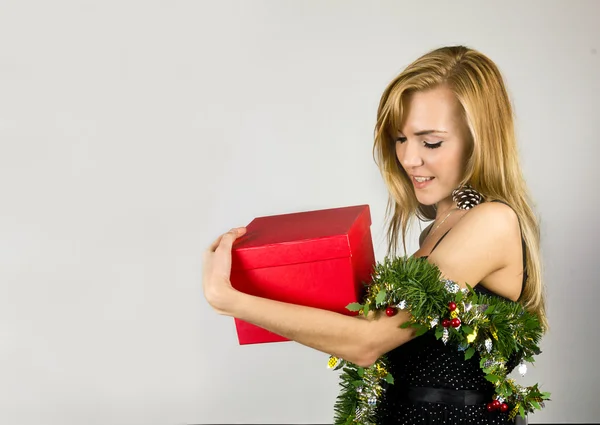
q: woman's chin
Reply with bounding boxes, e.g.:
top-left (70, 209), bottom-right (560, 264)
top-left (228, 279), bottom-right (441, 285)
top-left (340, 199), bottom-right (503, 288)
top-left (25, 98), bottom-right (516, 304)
top-left (415, 190), bottom-right (454, 208)
top-left (415, 195), bottom-right (438, 207)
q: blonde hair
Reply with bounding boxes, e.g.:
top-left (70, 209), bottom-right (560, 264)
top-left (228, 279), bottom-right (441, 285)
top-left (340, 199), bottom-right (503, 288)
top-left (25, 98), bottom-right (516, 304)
top-left (373, 45), bottom-right (548, 331)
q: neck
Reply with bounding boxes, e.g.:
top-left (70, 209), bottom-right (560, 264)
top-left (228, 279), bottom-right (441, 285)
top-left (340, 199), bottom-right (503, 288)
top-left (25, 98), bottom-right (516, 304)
top-left (435, 197), bottom-right (457, 220)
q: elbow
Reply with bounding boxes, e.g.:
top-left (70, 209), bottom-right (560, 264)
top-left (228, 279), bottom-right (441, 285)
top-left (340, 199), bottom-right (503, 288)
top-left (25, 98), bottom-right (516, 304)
top-left (351, 327), bottom-right (414, 368)
top-left (352, 343), bottom-right (383, 368)
top-left (354, 356), bottom-right (379, 369)
top-left (347, 315), bottom-right (415, 368)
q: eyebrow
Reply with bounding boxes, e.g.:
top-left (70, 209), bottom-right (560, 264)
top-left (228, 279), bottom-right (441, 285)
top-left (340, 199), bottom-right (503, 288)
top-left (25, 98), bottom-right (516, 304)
top-left (413, 129), bottom-right (448, 136)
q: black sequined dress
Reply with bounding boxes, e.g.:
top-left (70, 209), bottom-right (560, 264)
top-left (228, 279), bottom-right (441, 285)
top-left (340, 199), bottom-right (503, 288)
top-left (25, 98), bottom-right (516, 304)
top-left (375, 285), bottom-right (519, 425)
top-left (376, 208), bottom-right (526, 425)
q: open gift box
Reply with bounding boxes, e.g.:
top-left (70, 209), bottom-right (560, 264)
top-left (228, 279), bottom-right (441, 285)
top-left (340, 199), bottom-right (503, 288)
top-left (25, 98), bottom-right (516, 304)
top-left (230, 204), bottom-right (376, 345)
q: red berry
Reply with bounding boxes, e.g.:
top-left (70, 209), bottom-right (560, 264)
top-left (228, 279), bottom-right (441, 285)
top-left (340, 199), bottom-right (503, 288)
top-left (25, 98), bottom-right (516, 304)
top-left (500, 403), bottom-right (509, 412)
top-left (385, 307), bottom-right (396, 317)
top-left (448, 301), bottom-right (457, 311)
top-left (486, 402), bottom-right (495, 412)
top-left (442, 318), bottom-right (451, 328)
top-left (492, 399), bottom-right (501, 409)
top-left (451, 317), bottom-right (461, 328)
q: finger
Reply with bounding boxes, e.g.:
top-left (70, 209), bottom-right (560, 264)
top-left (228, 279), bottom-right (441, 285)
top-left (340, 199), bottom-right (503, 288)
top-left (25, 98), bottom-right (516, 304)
top-left (215, 227), bottom-right (246, 252)
top-left (208, 227), bottom-right (247, 253)
top-left (208, 233), bottom-right (226, 252)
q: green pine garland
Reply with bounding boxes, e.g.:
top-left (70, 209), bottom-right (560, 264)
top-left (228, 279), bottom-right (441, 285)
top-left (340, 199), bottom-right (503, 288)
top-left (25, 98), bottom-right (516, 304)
top-left (328, 256), bottom-right (550, 425)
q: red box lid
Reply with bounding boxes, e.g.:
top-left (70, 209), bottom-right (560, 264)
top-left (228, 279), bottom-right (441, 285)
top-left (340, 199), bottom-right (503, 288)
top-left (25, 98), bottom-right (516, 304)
top-left (231, 205), bottom-right (371, 271)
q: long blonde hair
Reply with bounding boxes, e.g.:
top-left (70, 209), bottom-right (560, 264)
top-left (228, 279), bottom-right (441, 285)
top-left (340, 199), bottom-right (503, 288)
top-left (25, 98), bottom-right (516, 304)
top-left (373, 45), bottom-right (548, 330)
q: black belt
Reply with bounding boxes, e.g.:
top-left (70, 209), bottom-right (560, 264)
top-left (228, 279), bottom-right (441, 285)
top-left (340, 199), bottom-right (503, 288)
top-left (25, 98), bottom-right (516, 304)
top-left (398, 386), bottom-right (492, 406)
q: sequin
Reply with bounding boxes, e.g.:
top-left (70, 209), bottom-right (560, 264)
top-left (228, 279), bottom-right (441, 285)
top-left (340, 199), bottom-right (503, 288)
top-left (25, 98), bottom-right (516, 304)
top-left (375, 285), bottom-right (517, 425)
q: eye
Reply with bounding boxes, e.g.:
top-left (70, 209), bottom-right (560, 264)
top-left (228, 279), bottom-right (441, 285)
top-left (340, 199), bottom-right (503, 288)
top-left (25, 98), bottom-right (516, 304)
top-left (424, 141), bottom-right (443, 149)
top-left (395, 136), bottom-right (407, 144)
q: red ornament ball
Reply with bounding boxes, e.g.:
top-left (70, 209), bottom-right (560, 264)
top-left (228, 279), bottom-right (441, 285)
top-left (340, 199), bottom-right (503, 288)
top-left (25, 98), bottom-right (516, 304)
top-left (442, 318), bottom-right (451, 328)
top-left (486, 402), bottom-right (495, 412)
top-left (492, 399), bottom-right (501, 409)
top-left (500, 403), bottom-right (509, 413)
top-left (451, 317), bottom-right (461, 328)
top-left (385, 307), bottom-right (396, 317)
top-left (448, 301), bottom-right (457, 311)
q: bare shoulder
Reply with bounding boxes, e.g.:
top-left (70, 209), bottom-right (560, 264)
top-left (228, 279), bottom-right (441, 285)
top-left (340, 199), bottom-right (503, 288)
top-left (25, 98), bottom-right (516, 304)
top-left (427, 201), bottom-right (521, 291)
top-left (458, 201), bottom-right (520, 233)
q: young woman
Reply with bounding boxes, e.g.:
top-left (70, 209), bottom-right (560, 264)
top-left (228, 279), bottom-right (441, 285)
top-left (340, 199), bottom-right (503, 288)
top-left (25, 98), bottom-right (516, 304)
top-left (203, 45), bottom-right (547, 424)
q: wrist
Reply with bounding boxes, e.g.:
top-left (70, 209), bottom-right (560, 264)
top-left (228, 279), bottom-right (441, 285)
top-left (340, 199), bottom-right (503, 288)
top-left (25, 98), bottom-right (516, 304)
top-left (214, 286), bottom-right (245, 317)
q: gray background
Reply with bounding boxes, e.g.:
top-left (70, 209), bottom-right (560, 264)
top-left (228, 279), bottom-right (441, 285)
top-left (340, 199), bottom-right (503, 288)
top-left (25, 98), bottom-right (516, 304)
top-left (1, 1), bottom-right (598, 424)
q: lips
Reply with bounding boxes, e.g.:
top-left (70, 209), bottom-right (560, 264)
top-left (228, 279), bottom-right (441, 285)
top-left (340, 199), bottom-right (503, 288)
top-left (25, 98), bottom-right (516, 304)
top-left (412, 175), bottom-right (435, 189)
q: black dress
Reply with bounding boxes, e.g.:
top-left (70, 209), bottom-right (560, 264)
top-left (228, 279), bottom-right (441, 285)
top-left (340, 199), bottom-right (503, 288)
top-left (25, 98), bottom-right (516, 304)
top-left (375, 209), bottom-right (527, 425)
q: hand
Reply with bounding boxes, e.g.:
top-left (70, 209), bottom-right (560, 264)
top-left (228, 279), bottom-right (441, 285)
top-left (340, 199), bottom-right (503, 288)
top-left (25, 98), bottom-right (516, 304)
top-left (202, 227), bottom-right (247, 315)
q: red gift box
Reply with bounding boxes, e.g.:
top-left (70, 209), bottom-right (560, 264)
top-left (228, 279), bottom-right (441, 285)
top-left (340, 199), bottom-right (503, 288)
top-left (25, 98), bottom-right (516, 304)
top-left (230, 204), bottom-right (375, 345)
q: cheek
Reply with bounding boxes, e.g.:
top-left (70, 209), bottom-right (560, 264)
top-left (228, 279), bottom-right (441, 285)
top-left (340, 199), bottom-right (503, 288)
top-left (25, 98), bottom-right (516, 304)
top-left (441, 149), bottom-right (465, 178)
top-left (394, 143), bottom-right (403, 164)
top-left (428, 150), bottom-right (454, 177)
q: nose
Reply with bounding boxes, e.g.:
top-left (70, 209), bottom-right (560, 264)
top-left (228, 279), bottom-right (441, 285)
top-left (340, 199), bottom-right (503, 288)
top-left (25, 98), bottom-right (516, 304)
top-left (397, 139), bottom-right (423, 169)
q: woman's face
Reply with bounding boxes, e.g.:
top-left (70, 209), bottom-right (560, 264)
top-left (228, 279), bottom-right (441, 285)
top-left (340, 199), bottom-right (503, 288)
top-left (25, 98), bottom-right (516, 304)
top-left (395, 85), bottom-right (471, 209)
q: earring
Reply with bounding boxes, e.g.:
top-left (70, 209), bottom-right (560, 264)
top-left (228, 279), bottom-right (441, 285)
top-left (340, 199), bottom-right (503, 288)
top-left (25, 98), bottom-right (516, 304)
top-left (452, 184), bottom-right (484, 210)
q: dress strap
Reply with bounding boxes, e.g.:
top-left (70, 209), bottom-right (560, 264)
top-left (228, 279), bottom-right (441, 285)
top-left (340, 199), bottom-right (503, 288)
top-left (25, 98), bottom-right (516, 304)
top-left (427, 211), bottom-right (468, 256)
top-left (428, 228), bottom-right (451, 256)
top-left (488, 200), bottom-right (528, 288)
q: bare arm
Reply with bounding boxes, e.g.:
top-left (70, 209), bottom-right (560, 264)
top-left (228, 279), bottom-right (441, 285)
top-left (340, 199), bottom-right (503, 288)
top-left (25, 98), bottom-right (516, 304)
top-left (202, 228), bottom-right (414, 367)
top-left (223, 291), bottom-right (414, 367)
top-left (202, 205), bottom-right (521, 367)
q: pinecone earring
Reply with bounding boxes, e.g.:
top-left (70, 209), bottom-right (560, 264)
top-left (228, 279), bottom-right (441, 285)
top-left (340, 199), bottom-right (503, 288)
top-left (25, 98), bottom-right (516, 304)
top-left (452, 184), bottom-right (484, 210)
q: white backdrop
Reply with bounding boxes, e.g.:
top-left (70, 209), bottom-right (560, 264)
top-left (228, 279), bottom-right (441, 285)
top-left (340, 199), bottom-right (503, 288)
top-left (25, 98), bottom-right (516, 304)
top-left (1, 1), bottom-right (599, 424)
